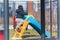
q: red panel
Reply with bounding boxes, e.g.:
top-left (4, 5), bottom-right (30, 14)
top-left (0, 31), bottom-right (4, 40)
top-left (13, 16), bottom-right (16, 25)
top-left (13, 15), bottom-right (17, 29)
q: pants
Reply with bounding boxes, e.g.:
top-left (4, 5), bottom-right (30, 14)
top-left (16, 18), bottom-right (24, 29)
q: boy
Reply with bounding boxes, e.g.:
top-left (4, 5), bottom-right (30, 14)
top-left (15, 5), bottom-right (25, 30)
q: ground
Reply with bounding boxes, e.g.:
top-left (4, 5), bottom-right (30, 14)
top-left (9, 29), bottom-right (57, 40)
top-left (9, 29), bottom-right (40, 38)
top-left (9, 29), bottom-right (40, 40)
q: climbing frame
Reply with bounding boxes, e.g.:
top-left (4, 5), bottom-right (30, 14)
top-left (13, 20), bottom-right (29, 38)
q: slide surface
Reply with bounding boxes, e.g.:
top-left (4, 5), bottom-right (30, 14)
top-left (24, 15), bottom-right (51, 38)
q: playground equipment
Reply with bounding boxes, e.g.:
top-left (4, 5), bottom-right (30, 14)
top-left (14, 20), bottom-right (29, 38)
top-left (13, 15), bottom-right (17, 29)
top-left (13, 15), bottom-right (51, 38)
top-left (0, 28), bottom-right (4, 40)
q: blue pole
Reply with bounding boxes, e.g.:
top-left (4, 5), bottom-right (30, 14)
top-left (57, 0), bottom-right (60, 40)
top-left (4, 0), bottom-right (9, 40)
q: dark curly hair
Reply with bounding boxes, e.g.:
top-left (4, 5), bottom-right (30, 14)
top-left (18, 5), bottom-right (23, 10)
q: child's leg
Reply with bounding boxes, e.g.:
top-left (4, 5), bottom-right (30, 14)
top-left (15, 18), bottom-right (24, 29)
top-left (19, 18), bottom-right (24, 26)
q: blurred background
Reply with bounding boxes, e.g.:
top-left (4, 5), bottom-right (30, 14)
top-left (0, 0), bottom-right (58, 39)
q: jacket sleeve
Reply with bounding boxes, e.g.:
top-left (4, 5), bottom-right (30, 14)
top-left (22, 10), bottom-right (28, 15)
top-left (16, 10), bottom-right (18, 13)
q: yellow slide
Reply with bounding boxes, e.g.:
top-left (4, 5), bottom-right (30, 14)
top-left (13, 20), bottom-right (29, 38)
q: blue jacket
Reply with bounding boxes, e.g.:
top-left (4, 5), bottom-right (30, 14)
top-left (16, 9), bottom-right (26, 18)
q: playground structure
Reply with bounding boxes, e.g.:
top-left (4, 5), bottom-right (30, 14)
top-left (0, 28), bottom-right (4, 40)
top-left (13, 15), bottom-right (51, 38)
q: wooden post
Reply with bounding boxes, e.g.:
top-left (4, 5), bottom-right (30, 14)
top-left (28, 1), bottom-right (33, 14)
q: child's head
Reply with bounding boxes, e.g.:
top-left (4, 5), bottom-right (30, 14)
top-left (18, 5), bottom-right (23, 10)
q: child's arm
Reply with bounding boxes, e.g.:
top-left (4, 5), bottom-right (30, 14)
top-left (22, 10), bottom-right (28, 15)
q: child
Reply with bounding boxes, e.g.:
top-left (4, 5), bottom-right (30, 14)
top-left (15, 5), bottom-right (25, 30)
